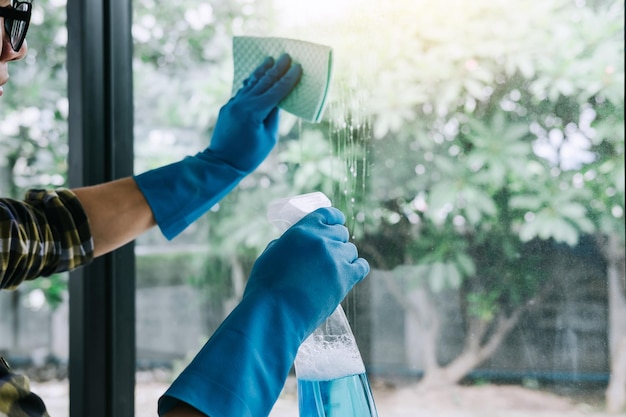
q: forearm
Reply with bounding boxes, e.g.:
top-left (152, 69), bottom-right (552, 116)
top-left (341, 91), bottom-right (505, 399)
top-left (72, 177), bottom-right (156, 257)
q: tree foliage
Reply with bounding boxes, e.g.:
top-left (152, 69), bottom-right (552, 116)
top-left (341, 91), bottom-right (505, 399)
top-left (239, 0), bottom-right (624, 389)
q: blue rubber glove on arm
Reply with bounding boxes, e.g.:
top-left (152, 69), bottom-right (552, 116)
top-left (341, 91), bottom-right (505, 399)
top-left (134, 54), bottom-right (302, 240)
top-left (158, 207), bottom-right (370, 417)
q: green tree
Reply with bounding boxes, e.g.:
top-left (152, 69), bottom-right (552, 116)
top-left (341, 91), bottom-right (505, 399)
top-left (0, 1), bottom-right (68, 197)
top-left (298, 0), bottom-right (624, 407)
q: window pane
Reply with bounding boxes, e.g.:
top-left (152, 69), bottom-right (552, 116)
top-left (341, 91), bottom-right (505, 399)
top-left (0, 2), bottom-right (70, 416)
top-left (133, 1), bottom-right (625, 416)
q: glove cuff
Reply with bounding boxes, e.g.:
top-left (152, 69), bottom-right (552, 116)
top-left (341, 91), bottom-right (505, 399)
top-left (134, 151), bottom-right (246, 240)
top-left (158, 294), bottom-right (303, 417)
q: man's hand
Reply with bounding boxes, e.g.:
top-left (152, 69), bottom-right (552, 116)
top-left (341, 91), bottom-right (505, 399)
top-left (208, 53), bottom-right (302, 174)
top-left (244, 207), bottom-right (370, 337)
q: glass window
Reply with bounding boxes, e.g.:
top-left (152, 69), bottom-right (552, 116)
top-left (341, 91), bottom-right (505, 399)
top-left (0, 1), bottom-right (70, 415)
top-left (131, 1), bottom-right (624, 416)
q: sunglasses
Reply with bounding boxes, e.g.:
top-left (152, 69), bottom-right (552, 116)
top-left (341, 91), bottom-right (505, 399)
top-left (0, 0), bottom-right (32, 52)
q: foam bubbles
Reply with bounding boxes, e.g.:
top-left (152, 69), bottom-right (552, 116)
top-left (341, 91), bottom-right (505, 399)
top-left (295, 331), bottom-right (366, 381)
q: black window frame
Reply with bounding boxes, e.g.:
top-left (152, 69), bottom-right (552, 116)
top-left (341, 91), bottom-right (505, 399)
top-left (67, 0), bottom-right (135, 416)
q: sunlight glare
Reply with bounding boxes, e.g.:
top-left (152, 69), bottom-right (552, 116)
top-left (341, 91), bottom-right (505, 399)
top-left (273, 0), bottom-right (366, 27)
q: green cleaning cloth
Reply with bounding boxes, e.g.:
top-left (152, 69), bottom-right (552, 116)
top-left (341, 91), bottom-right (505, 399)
top-left (232, 36), bottom-right (333, 123)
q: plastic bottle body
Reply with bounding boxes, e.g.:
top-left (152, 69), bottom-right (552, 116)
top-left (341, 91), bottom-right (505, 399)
top-left (298, 373), bottom-right (377, 417)
top-left (295, 306), bottom-right (378, 417)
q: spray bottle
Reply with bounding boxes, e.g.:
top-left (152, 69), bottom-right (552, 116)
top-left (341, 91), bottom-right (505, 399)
top-left (267, 192), bottom-right (378, 417)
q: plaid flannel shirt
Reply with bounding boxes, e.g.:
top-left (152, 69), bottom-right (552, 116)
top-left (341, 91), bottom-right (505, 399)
top-left (1, 188), bottom-right (94, 417)
top-left (0, 189), bottom-right (94, 289)
top-left (0, 358), bottom-right (49, 417)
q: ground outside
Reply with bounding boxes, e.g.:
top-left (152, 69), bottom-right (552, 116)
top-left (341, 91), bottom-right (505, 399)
top-left (30, 374), bottom-right (620, 417)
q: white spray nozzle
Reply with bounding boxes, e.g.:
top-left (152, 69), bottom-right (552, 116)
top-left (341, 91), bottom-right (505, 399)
top-left (267, 192), bottom-right (332, 233)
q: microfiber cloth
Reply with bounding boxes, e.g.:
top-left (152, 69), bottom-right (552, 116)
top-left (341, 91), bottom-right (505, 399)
top-left (232, 36), bottom-right (333, 123)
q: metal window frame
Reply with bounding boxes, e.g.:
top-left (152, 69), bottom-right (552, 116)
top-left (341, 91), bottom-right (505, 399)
top-left (67, 0), bottom-right (135, 416)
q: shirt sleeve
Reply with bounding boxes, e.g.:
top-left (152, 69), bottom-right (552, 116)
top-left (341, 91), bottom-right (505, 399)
top-left (0, 189), bottom-right (94, 290)
top-left (0, 357), bottom-right (50, 417)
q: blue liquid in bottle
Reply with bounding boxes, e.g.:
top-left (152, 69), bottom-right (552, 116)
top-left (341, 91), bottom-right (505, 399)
top-left (298, 373), bottom-right (378, 417)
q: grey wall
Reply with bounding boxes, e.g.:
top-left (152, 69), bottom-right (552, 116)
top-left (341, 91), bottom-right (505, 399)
top-left (363, 246), bottom-right (609, 379)
top-left (0, 286), bottom-right (211, 365)
top-left (0, 246), bottom-right (610, 381)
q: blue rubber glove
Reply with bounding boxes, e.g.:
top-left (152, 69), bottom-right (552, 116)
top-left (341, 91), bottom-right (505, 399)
top-left (158, 207), bottom-right (370, 417)
top-left (134, 54), bottom-right (302, 239)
